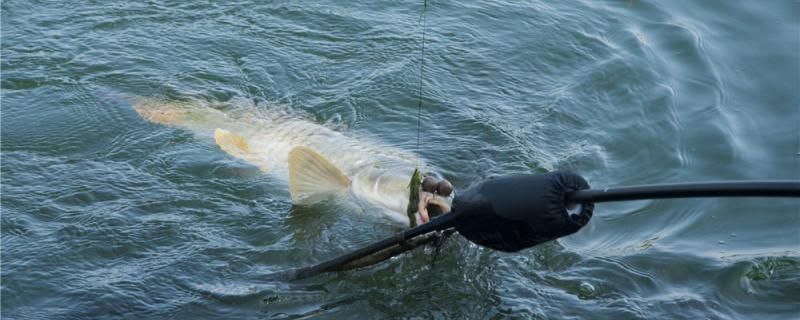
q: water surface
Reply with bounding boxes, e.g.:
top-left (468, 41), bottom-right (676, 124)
top-left (2, 0), bottom-right (799, 318)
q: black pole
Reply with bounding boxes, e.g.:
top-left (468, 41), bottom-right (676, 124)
top-left (270, 177), bottom-right (800, 281)
top-left (566, 180), bottom-right (800, 204)
top-left (271, 213), bottom-right (456, 281)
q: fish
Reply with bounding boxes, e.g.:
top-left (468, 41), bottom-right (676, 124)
top-left (133, 97), bottom-right (453, 226)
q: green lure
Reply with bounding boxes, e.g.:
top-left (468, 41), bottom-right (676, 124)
top-left (406, 168), bottom-right (422, 227)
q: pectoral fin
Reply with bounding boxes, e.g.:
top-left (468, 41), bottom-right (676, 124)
top-left (288, 146), bottom-right (351, 204)
top-left (215, 128), bottom-right (250, 156)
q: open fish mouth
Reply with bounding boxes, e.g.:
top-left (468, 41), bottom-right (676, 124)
top-left (416, 177), bottom-right (454, 225)
top-left (419, 192), bottom-right (453, 223)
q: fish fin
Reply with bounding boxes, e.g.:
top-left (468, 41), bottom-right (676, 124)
top-left (215, 128), bottom-right (250, 156)
top-left (288, 146), bottom-right (351, 204)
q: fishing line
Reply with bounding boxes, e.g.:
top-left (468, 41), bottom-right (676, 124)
top-left (404, 1), bottom-right (430, 228)
top-left (415, 0), bottom-right (428, 154)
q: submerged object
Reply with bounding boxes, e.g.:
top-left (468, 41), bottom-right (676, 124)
top-left (133, 98), bottom-right (452, 226)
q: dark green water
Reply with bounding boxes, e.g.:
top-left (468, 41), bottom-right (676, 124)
top-left (2, 0), bottom-right (799, 318)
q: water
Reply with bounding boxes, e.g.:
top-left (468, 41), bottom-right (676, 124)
top-left (2, 0), bottom-right (799, 318)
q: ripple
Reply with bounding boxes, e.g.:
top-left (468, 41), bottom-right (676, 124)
top-left (3, 0), bottom-right (799, 318)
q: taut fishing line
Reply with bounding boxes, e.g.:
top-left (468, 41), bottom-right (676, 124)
top-left (405, 0), bottom-right (430, 228)
top-left (415, 0), bottom-right (452, 261)
top-left (415, 0), bottom-right (428, 153)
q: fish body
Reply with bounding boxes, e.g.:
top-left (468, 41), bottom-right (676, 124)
top-left (134, 98), bottom-right (451, 225)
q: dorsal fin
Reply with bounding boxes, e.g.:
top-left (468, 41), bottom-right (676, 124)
top-left (288, 146), bottom-right (351, 204)
top-left (215, 128), bottom-right (250, 156)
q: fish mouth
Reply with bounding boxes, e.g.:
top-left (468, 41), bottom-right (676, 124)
top-left (416, 191), bottom-right (453, 225)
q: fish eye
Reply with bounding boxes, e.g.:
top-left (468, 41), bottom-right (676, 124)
top-left (436, 180), bottom-right (453, 197)
top-left (421, 176), bottom-right (438, 193)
